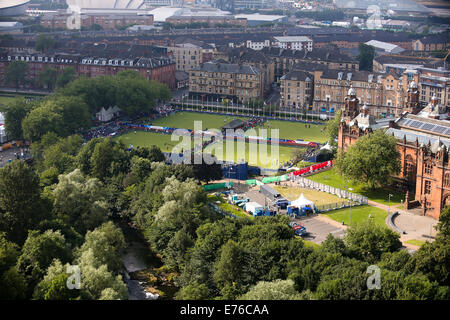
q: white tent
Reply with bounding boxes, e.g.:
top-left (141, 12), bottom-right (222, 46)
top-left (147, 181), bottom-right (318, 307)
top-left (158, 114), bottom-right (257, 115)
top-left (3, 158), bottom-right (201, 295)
top-left (320, 142), bottom-right (332, 151)
top-left (290, 193), bottom-right (314, 209)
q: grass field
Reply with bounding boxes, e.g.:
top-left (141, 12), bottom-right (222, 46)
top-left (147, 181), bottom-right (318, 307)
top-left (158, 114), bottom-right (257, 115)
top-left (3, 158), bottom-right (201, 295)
top-left (203, 140), bottom-right (299, 168)
top-left (405, 239), bottom-right (428, 247)
top-left (324, 205), bottom-right (389, 227)
top-left (260, 120), bottom-right (327, 143)
top-left (308, 167), bottom-right (406, 206)
top-left (0, 96), bottom-right (17, 105)
top-left (115, 131), bottom-right (194, 152)
top-left (273, 185), bottom-right (350, 206)
top-left (146, 112), bottom-right (327, 142)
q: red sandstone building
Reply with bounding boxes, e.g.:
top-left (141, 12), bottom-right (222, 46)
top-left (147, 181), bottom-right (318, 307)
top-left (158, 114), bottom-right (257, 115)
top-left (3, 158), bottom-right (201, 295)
top-left (0, 53), bottom-right (176, 90)
top-left (338, 83), bottom-right (450, 220)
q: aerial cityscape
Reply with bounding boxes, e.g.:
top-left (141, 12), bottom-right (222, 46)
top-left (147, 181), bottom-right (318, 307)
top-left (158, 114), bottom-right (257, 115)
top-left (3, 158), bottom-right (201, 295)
top-left (0, 0), bottom-right (448, 310)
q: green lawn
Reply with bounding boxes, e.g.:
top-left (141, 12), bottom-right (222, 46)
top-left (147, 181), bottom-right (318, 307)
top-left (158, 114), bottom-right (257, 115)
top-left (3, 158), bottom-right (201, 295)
top-left (145, 112), bottom-right (327, 143)
top-left (0, 95), bottom-right (17, 108)
top-left (405, 239), bottom-right (428, 247)
top-left (302, 240), bottom-right (321, 250)
top-left (260, 119), bottom-right (327, 143)
top-left (203, 139), bottom-right (300, 169)
top-left (148, 112), bottom-right (246, 131)
top-left (324, 205), bottom-right (389, 227)
top-left (115, 131), bottom-right (194, 152)
top-left (308, 167), bottom-right (406, 206)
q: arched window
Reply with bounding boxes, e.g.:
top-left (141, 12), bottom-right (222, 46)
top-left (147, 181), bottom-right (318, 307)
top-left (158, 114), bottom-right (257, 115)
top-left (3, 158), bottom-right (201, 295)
top-left (444, 173), bottom-right (450, 188)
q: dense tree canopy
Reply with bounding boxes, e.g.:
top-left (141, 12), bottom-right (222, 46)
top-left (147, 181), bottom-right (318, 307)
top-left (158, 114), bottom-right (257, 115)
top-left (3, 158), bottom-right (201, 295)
top-left (335, 130), bottom-right (401, 189)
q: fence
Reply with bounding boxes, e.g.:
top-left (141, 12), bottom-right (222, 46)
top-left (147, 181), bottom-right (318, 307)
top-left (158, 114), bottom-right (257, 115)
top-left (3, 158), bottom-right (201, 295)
top-left (316, 201), bottom-right (364, 213)
top-left (293, 176), bottom-right (368, 205)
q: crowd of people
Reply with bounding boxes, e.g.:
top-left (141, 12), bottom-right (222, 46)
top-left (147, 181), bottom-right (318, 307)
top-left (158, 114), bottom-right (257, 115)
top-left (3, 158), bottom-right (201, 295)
top-left (82, 122), bottom-right (123, 141)
top-left (156, 104), bottom-right (175, 117)
top-left (243, 116), bottom-right (266, 131)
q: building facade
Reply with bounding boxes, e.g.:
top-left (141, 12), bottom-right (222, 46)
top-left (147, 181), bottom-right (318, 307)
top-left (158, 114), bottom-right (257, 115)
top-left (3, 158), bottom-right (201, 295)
top-left (273, 36), bottom-right (313, 52)
top-left (0, 53), bottom-right (176, 89)
top-left (338, 87), bottom-right (450, 220)
top-left (189, 61), bottom-right (263, 103)
top-left (279, 70), bottom-right (313, 108)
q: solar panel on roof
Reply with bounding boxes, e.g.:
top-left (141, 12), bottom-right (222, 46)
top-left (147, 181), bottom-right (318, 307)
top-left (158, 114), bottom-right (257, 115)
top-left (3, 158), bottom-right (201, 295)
top-left (408, 121), bottom-right (422, 128)
top-left (422, 123), bottom-right (435, 131)
top-left (433, 126), bottom-right (448, 134)
top-left (445, 128), bottom-right (450, 136)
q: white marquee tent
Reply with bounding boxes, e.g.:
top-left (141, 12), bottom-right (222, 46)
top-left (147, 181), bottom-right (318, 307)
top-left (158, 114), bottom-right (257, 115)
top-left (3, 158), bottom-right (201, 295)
top-left (290, 193), bottom-right (314, 209)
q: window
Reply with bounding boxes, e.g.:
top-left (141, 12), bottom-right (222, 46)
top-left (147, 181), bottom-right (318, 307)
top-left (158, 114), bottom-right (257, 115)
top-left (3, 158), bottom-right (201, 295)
top-left (424, 162), bottom-right (433, 175)
top-left (445, 173), bottom-right (450, 188)
top-left (424, 180), bottom-right (431, 194)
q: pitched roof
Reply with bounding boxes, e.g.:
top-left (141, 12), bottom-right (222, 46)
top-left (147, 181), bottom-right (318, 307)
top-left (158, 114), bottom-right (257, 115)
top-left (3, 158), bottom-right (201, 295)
top-left (194, 61), bottom-right (261, 75)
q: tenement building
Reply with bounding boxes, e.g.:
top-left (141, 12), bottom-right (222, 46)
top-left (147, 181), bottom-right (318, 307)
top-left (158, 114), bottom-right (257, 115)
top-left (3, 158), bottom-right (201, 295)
top-left (312, 69), bottom-right (420, 117)
top-left (0, 52), bottom-right (176, 89)
top-left (338, 84), bottom-right (450, 220)
top-left (279, 70), bottom-right (313, 108)
top-left (189, 61), bottom-right (263, 103)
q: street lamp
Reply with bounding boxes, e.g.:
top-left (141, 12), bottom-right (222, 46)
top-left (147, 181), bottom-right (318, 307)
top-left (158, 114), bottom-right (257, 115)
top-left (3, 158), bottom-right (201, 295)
top-left (388, 194), bottom-right (393, 214)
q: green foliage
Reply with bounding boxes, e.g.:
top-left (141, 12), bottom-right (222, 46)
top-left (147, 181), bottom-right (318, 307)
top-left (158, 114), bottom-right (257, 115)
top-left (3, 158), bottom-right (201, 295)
top-left (17, 230), bottom-right (72, 293)
top-left (335, 130), bottom-right (401, 189)
top-left (33, 260), bottom-right (79, 300)
top-left (37, 67), bottom-right (57, 91)
top-left (52, 169), bottom-right (108, 234)
top-left (344, 220), bottom-right (402, 263)
top-left (0, 161), bottom-right (48, 244)
top-left (3, 97), bottom-right (34, 140)
top-left (358, 43), bottom-right (375, 72)
top-left (325, 110), bottom-right (342, 146)
top-left (239, 279), bottom-right (303, 300)
top-left (5, 61), bottom-right (28, 89)
top-left (35, 35), bottom-right (55, 53)
top-left (176, 282), bottom-right (211, 300)
top-left (56, 67), bottom-right (77, 89)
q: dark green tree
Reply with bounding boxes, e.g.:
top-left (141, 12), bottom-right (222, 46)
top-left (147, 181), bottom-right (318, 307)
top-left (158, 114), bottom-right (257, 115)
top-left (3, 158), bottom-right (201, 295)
top-left (5, 61), bottom-right (28, 90)
top-left (358, 43), bottom-right (375, 71)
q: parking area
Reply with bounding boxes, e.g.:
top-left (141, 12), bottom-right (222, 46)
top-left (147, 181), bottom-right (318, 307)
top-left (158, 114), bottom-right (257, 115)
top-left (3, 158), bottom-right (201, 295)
top-left (237, 184), bottom-right (345, 244)
top-left (293, 215), bottom-right (346, 244)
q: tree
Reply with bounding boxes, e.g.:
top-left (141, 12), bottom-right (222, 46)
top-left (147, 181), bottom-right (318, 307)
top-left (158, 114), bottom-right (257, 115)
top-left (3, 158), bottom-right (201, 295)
top-left (33, 259), bottom-right (79, 300)
top-left (0, 232), bottom-right (27, 299)
top-left (35, 35), bottom-right (55, 53)
top-left (76, 222), bottom-right (126, 273)
top-left (37, 67), bottom-right (57, 91)
top-left (0, 161), bottom-right (47, 244)
top-left (52, 169), bottom-right (108, 234)
top-left (325, 110), bottom-right (342, 146)
top-left (334, 130), bottom-right (401, 189)
top-left (22, 96), bottom-right (91, 141)
top-left (358, 43), bottom-right (375, 71)
top-left (3, 97), bottom-right (34, 140)
top-left (176, 282), bottom-right (211, 300)
top-left (436, 205), bottom-right (450, 239)
top-left (239, 279), bottom-right (303, 300)
top-left (5, 61), bottom-right (28, 90)
top-left (22, 104), bottom-right (65, 141)
top-left (17, 230), bottom-right (72, 294)
top-left (55, 67), bottom-right (77, 88)
top-left (344, 220), bottom-right (402, 262)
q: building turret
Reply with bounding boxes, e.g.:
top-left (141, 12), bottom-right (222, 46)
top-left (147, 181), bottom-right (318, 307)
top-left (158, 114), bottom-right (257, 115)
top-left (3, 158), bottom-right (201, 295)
top-left (343, 86), bottom-right (359, 119)
top-left (406, 80), bottom-right (421, 114)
